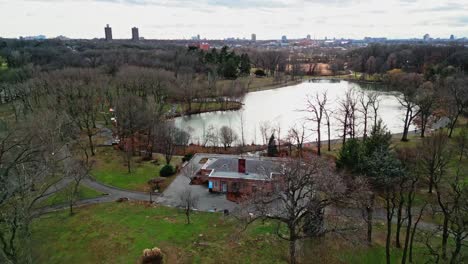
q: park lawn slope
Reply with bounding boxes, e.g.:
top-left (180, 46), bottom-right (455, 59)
top-left (91, 147), bottom-right (182, 192)
top-left (30, 202), bottom-right (440, 264)
top-left (31, 202), bottom-right (287, 264)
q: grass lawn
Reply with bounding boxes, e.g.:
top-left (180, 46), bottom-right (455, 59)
top-left (36, 184), bottom-right (106, 208)
top-left (31, 203), bottom-right (287, 264)
top-left (91, 147), bottom-right (182, 192)
top-left (31, 202), bottom-right (441, 264)
top-left (246, 76), bottom-right (306, 92)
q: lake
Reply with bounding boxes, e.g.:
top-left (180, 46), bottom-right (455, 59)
top-left (174, 79), bottom-right (409, 145)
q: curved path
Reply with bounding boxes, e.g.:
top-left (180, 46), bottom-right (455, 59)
top-left (37, 154), bottom-right (440, 233)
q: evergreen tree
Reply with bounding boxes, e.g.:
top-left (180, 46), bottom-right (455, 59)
top-left (239, 53), bottom-right (251, 76)
top-left (267, 133), bottom-right (278, 157)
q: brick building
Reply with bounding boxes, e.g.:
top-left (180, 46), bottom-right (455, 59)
top-left (201, 157), bottom-right (280, 202)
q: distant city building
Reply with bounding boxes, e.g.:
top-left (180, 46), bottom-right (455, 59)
top-left (199, 42), bottom-right (210, 51)
top-left (281, 35), bottom-right (287, 42)
top-left (450, 34), bottom-right (455, 40)
top-left (251, 33), bottom-right (256, 42)
top-left (105, 24), bottom-right (112, 41)
top-left (423, 33), bottom-right (430, 41)
top-left (306, 34), bottom-right (311, 40)
top-left (132, 27), bottom-right (139, 41)
top-left (21, 35), bottom-right (46, 40)
top-left (364, 37), bottom-right (388, 43)
top-left (55, 35), bottom-right (70, 41)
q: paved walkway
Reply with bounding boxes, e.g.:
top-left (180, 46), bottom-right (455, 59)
top-left (36, 154), bottom-right (441, 233)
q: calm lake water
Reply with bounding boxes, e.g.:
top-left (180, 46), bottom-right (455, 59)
top-left (174, 80), bottom-right (408, 145)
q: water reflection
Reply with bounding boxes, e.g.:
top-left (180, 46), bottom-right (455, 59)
top-left (174, 80), bottom-right (406, 145)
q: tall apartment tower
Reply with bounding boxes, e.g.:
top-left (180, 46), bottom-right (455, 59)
top-left (251, 33), bottom-right (256, 42)
top-left (132, 27), bottom-right (139, 41)
top-left (105, 24), bottom-right (112, 41)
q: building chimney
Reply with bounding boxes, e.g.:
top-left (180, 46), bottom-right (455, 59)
top-left (238, 158), bottom-right (246, 174)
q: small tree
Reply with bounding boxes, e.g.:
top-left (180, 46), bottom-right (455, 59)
top-left (65, 159), bottom-right (91, 216)
top-left (219, 126), bottom-right (238, 150)
top-left (267, 133), bottom-right (278, 157)
top-left (178, 187), bottom-right (199, 224)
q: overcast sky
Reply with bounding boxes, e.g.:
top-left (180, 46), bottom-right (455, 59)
top-left (0, 0), bottom-right (467, 40)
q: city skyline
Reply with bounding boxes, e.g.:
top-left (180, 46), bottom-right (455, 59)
top-left (1, 0), bottom-right (467, 40)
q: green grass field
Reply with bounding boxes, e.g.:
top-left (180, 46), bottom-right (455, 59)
top-left (31, 203), bottom-right (286, 264)
top-left (31, 202), bottom-right (440, 264)
top-left (36, 184), bottom-right (106, 208)
top-left (91, 147), bottom-right (182, 192)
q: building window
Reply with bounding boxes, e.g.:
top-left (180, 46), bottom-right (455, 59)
top-left (214, 181), bottom-right (218, 188)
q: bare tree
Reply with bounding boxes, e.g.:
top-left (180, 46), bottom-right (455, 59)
top-left (337, 89), bottom-right (357, 144)
top-left (367, 92), bottom-right (381, 129)
top-left (388, 72), bottom-right (423, 141)
top-left (349, 176), bottom-right (374, 245)
top-left (0, 110), bottom-right (74, 264)
top-left (431, 128), bottom-right (467, 261)
top-left (442, 75), bottom-right (468, 138)
top-left (243, 158), bottom-right (346, 264)
top-left (414, 81), bottom-right (436, 137)
top-left (219, 126), bottom-right (238, 150)
top-left (65, 158), bottom-right (91, 216)
top-left (178, 187), bottom-right (199, 224)
top-left (359, 91), bottom-right (371, 138)
top-left (304, 92), bottom-right (327, 156)
top-left (259, 121), bottom-right (271, 146)
top-left (419, 131), bottom-right (451, 194)
top-left (239, 111), bottom-right (246, 147)
top-left (155, 122), bottom-right (188, 165)
top-left (287, 124), bottom-right (308, 157)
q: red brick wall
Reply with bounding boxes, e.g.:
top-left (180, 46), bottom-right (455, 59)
top-left (209, 177), bottom-right (272, 202)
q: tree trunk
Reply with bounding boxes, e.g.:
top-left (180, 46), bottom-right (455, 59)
top-left (441, 215), bottom-right (449, 260)
top-left (401, 202), bottom-right (412, 264)
top-left (186, 209), bottom-right (190, 224)
top-left (420, 115), bottom-right (427, 138)
top-left (401, 107), bottom-right (411, 142)
top-left (366, 206), bottom-right (373, 245)
top-left (448, 114), bottom-right (459, 138)
top-left (289, 239), bottom-right (297, 264)
top-left (428, 176), bottom-right (434, 194)
top-left (396, 198), bottom-right (405, 248)
top-left (385, 190), bottom-right (395, 264)
top-left (317, 123), bottom-right (321, 156)
top-left (386, 212), bottom-right (392, 264)
top-left (69, 202), bottom-right (73, 216)
top-left (450, 236), bottom-right (462, 264)
top-left (327, 121), bottom-right (331, 151)
top-left (363, 112), bottom-right (368, 139)
top-left (87, 133), bottom-right (95, 156)
top-left (409, 205), bottom-right (425, 263)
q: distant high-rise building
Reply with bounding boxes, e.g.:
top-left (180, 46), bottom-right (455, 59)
top-left (423, 33), bottom-right (430, 41)
top-left (306, 34), bottom-right (311, 40)
top-left (132, 27), bottom-right (139, 41)
top-left (281, 35), bottom-right (287, 42)
top-left (251, 33), bottom-right (256, 42)
top-left (450, 34), bottom-right (455, 40)
top-left (105, 24), bottom-right (112, 41)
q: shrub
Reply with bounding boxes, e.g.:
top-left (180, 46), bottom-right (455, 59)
top-left (182, 153), bottom-right (194, 162)
top-left (160, 164), bottom-right (175, 177)
top-left (254, 69), bottom-right (266, 77)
